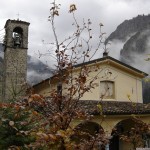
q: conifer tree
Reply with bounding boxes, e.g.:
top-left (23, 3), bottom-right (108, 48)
top-left (0, 102), bottom-right (36, 149)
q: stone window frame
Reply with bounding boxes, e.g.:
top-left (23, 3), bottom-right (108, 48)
top-left (100, 80), bottom-right (115, 100)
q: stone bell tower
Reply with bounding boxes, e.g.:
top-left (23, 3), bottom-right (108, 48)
top-left (2, 19), bottom-right (30, 101)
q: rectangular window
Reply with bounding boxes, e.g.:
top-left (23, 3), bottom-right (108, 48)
top-left (100, 81), bottom-right (115, 99)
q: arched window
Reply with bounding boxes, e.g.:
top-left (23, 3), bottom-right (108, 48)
top-left (12, 27), bottom-right (23, 47)
top-left (72, 121), bottom-right (106, 150)
top-left (110, 118), bottom-right (150, 150)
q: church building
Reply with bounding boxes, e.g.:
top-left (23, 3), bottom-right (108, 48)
top-left (32, 53), bottom-right (150, 149)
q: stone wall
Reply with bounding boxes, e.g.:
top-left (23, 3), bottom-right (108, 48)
top-left (2, 19), bottom-right (29, 101)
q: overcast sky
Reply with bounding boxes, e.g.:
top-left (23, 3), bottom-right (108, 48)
top-left (0, 0), bottom-right (150, 64)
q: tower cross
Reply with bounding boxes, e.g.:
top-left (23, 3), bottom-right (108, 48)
top-left (17, 13), bottom-right (20, 20)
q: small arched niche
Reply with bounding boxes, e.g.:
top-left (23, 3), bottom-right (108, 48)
top-left (12, 27), bottom-right (23, 47)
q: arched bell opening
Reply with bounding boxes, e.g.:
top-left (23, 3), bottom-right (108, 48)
top-left (12, 27), bottom-right (23, 48)
top-left (71, 121), bottom-right (106, 150)
top-left (109, 118), bottom-right (150, 150)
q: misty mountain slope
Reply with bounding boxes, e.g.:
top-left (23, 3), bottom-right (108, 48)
top-left (0, 43), bottom-right (53, 85)
top-left (120, 29), bottom-right (150, 64)
top-left (27, 56), bottom-right (53, 85)
top-left (106, 14), bottom-right (150, 43)
top-left (106, 14), bottom-right (150, 103)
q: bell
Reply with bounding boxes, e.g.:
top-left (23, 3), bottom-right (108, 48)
top-left (13, 33), bottom-right (21, 47)
top-left (14, 36), bottom-right (21, 46)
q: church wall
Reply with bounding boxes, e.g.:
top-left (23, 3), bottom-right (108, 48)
top-left (78, 63), bottom-right (143, 102)
top-left (33, 61), bottom-right (144, 103)
top-left (104, 65), bottom-right (143, 103)
top-left (91, 115), bottom-right (150, 133)
top-left (68, 63), bottom-right (143, 102)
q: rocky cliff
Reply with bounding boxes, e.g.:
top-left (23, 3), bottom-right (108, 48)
top-left (120, 29), bottom-right (150, 64)
top-left (106, 14), bottom-right (150, 43)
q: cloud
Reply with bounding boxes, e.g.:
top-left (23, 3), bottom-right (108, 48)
top-left (1, 0), bottom-right (150, 66)
top-left (27, 70), bottom-right (50, 85)
top-left (130, 53), bottom-right (150, 74)
top-left (108, 40), bottom-right (125, 60)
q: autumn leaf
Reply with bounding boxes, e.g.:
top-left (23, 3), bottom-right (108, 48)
top-left (42, 133), bottom-right (49, 141)
top-left (127, 94), bottom-right (131, 101)
top-left (57, 130), bottom-right (66, 138)
top-left (79, 75), bottom-right (86, 83)
top-left (32, 111), bottom-right (38, 116)
top-left (28, 94), bottom-right (44, 103)
top-left (69, 4), bottom-right (77, 13)
top-left (48, 134), bottom-right (57, 141)
top-left (36, 132), bottom-right (49, 141)
top-left (53, 10), bottom-right (59, 16)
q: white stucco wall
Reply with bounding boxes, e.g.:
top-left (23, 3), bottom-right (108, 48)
top-left (34, 61), bottom-right (144, 103)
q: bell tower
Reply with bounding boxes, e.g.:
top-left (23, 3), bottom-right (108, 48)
top-left (3, 19), bottom-right (30, 101)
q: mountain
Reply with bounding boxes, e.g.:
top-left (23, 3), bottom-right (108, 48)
top-left (120, 29), bottom-right (150, 65)
top-left (106, 14), bottom-right (150, 43)
top-left (0, 43), bottom-right (53, 85)
top-left (106, 14), bottom-right (150, 103)
top-left (27, 55), bottom-right (53, 85)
